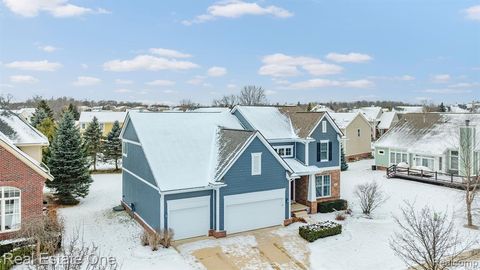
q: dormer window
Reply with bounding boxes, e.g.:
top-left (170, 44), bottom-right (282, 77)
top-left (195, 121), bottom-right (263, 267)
top-left (274, 146), bottom-right (293, 158)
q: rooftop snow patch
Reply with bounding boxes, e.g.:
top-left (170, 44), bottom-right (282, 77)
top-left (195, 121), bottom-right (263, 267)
top-left (329, 113), bottom-right (358, 129)
top-left (351, 107), bottom-right (382, 122)
top-left (79, 111), bottom-right (127, 123)
top-left (234, 106), bottom-right (297, 140)
top-left (0, 110), bottom-right (48, 146)
top-left (375, 113), bottom-right (480, 155)
top-left (126, 111), bottom-right (243, 191)
top-left (377, 112), bottom-right (397, 130)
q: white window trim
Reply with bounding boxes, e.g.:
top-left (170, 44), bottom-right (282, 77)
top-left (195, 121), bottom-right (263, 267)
top-left (122, 142), bottom-right (128, 157)
top-left (449, 150), bottom-right (459, 171)
top-left (315, 175), bottom-right (332, 198)
top-left (322, 121), bottom-right (327, 133)
top-left (273, 145), bottom-right (294, 158)
top-left (251, 153), bottom-right (262, 176)
top-left (0, 187), bottom-right (21, 233)
top-left (389, 150), bottom-right (408, 166)
top-left (320, 140), bottom-right (329, 162)
top-left (357, 128), bottom-right (361, 137)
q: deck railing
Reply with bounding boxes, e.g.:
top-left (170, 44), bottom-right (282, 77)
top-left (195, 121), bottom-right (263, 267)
top-left (386, 164), bottom-right (466, 189)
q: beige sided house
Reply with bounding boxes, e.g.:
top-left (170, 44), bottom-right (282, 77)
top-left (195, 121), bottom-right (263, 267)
top-left (79, 111), bottom-right (127, 137)
top-left (330, 112), bottom-right (372, 161)
top-left (351, 106), bottom-right (383, 139)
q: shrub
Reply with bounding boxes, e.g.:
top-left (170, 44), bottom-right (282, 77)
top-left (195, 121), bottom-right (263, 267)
top-left (318, 199), bottom-right (348, 213)
top-left (140, 231), bottom-right (149, 246)
top-left (354, 181), bottom-right (388, 216)
top-left (147, 231), bottom-right (162, 251)
top-left (299, 221), bottom-right (342, 242)
top-left (160, 229), bottom-right (174, 248)
top-left (0, 246), bottom-right (34, 270)
top-left (335, 212), bottom-right (346, 221)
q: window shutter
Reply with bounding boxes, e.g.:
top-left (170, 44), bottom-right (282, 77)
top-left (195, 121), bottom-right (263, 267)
top-left (317, 142), bottom-right (321, 162)
top-left (328, 142), bottom-right (333, 161)
top-left (251, 153), bottom-right (262, 175)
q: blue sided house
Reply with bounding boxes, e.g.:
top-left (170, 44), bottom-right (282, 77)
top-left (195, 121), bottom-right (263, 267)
top-left (120, 107), bottom-right (343, 240)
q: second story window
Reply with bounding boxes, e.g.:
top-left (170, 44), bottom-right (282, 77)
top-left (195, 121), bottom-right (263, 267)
top-left (450, 150), bottom-right (459, 171)
top-left (322, 121), bottom-right (327, 133)
top-left (274, 146), bottom-right (293, 158)
top-left (317, 141), bottom-right (329, 162)
top-left (251, 153), bottom-right (262, 175)
top-left (357, 129), bottom-right (361, 137)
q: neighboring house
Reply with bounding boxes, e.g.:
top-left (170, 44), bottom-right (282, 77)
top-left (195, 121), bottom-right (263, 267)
top-left (311, 104), bottom-right (334, 113)
top-left (374, 113), bottom-right (480, 176)
top-left (0, 110), bottom-right (49, 163)
top-left (394, 106), bottom-right (424, 114)
top-left (330, 112), bottom-right (372, 161)
top-left (12, 108), bottom-right (36, 123)
top-left (79, 111), bottom-right (127, 136)
top-left (120, 106), bottom-right (344, 240)
top-left (377, 111), bottom-right (399, 137)
top-left (0, 112), bottom-right (53, 240)
top-left (351, 106), bottom-right (383, 139)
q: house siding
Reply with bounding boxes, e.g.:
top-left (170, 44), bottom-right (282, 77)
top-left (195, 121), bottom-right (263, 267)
top-left (219, 137), bottom-right (289, 230)
top-left (123, 120), bottom-right (139, 142)
top-left (123, 143), bottom-right (156, 186)
top-left (295, 142), bottom-right (305, 163)
top-left (163, 190), bottom-right (214, 231)
top-left (343, 115), bottom-right (372, 157)
top-left (122, 171), bottom-right (160, 230)
top-left (308, 119), bottom-right (340, 168)
top-left (374, 147), bottom-right (390, 168)
top-left (270, 142), bottom-right (295, 158)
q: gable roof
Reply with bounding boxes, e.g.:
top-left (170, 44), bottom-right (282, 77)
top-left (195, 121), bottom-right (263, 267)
top-left (394, 106), bottom-right (424, 113)
top-left (375, 113), bottom-right (480, 155)
top-left (0, 133), bottom-right (53, 180)
top-left (279, 107), bottom-right (343, 138)
top-left (79, 111), bottom-right (127, 123)
top-left (351, 106), bottom-right (383, 122)
top-left (0, 110), bottom-right (49, 146)
top-left (378, 111), bottom-right (398, 130)
top-left (232, 106), bottom-right (297, 140)
top-left (329, 112), bottom-right (366, 129)
top-left (215, 128), bottom-right (254, 180)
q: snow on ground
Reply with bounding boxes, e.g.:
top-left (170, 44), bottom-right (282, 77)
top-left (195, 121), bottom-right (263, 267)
top-left (58, 173), bottom-right (191, 270)
top-left (305, 159), bottom-right (479, 270)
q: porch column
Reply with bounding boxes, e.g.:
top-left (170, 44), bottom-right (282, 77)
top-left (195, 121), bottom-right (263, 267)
top-left (307, 174), bottom-right (318, 214)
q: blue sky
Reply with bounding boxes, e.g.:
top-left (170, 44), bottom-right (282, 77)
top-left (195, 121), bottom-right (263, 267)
top-left (0, 0), bottom-right (479, 105)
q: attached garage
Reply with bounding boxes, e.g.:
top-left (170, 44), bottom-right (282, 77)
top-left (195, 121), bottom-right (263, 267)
top-left (167, 196), bottom-right (211, 240)
top-left (224, 189), bottom-right (285, 234)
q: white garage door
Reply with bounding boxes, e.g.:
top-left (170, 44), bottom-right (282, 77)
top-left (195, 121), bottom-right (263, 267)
top-left (224, 189), bottom-right (285, 234)
top-left (167, 196), bottom-right (210, 240)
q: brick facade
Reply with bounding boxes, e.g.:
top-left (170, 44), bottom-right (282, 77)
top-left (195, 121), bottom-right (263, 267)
top-left (293, 169), bottom-right (341, 214)
top-left (0, 145), bottom-right (46, 240)
top-left (346, 152), bottom-right (372, 162)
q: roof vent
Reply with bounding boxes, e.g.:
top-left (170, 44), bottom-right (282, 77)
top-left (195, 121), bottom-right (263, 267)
top-left (465, 119), bottom-right (470, 126)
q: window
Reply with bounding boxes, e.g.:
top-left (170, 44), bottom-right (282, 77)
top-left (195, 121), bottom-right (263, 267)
top-left (315, 175), bottom-right (331, 197)
top-left (0, 187), bottom-right (21, 232)
top-left (390, 151), bottom-right (408, 165)
top-left (378, 150), bottom-right (385, 155)
top-left (251, 153), bottom-right (262, 175)
top-left (357, 129), bottom-right (361, 137)
top-left (322, 121), bottom-right (327, 133)
top-left (450, 150), bottom-right (459, 171)
top-left (122, 142), bottom-right (128, 157)
top-left (320, 141), bottom-right (329, 161)
top-left (439, 157), bottom-right (442, 171)
top-left (415, 156), bottom-right (435, 170)
top-left (274, 146), bottom-right (293, 158)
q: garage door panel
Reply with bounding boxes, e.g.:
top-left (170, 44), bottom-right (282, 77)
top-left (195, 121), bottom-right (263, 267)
top-left (224, 189), bottom-right (285, 234)
top-left (168, 196), bottom-right (210, 240)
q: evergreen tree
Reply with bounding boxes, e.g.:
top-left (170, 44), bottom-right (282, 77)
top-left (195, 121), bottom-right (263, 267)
top-left (340, 145), bottom-right (349, 171)
top-left (103, 121), bottom-right (122, 170)
top-left (83, 117), bottom-right (103, 171)
top-left (307, 102), bottom-right (313, 112)
top-left (439, 102), bottom-right (446, 112)
top-left (38, 100), bottom-right (54, 119)
top-left (30, 108), bottom-right (48, 127)
top-left (64, 103), bottom-right (80, 120)
top-left (36, 117), bottom-right (56, 164)
top-left (46, 112), bottom-right (91, 205)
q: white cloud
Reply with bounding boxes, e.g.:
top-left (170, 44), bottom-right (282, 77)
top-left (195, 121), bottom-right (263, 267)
top-left (5, 60), bottom-right (62, 71)
top-left (114, 88), bottom-right (132, 93)
top-left (398, 75), bottom-right (415, 81)
top-left (2, 0), bottom-right (109, 18)
top-left (9, 75), bottom-right (38, 83)
top-left (432, 74), bottom-right (451, 83)
top-left (325, 52), bottom-right (372, 63)
top-left (187, 75), bottom-right (206, 85)
top-left (448, 82), bottom-right (477, 88)
top-left (259, 53), bottom-right (342, 77)
top-left (227, 83), bottom-right (237, 89)
top-left (103, 55), bottom-right (199, 72)
top-left (73, 76), bottom-right (101, 86)
top-left (149, 48), bottom-right (192, 58)
top-left (115, 79), bottom-right (133, 85)
top-left (39, 45), bottom-right (58, 52)
top-left (465, 5), bottom-right (480, 21)
top-left (207, 66), bottom-right (227, 77)
top-left (145, 80), bottom-right (176, 86)
top-left (182, 0), bottom-right (293, 25)
top-left (423, 88), bottom-right (471, 94)
top-left (289, 78), bottom-right (374, 89)
top-left (163, 89), bottom-right (176, 94)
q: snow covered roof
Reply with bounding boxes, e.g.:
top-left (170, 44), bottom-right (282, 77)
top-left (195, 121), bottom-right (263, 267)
top-left (215, 129), bottom-right (255, 180)
top-left (0, 110), bottom-right (49, 146)
top-left (125, 111), bottom-right (245, 191)
top-left (284, 159), bottom-right (322, 175)
top-left (449, 105), bottom-right (468, 113)
top-left (194, 107), bottom-right (231, 113)
top-left (311, 105), bottom-right (334, 113)
top-left (232, 106), bottom-right (297, 140)
top-left (351, 107), bottom-right (383, 122)
top-left (375, 113), bottom-right (480, 155)
top-left (394, 106), bottom-right (424, 113)
top-left (79, 111), bottom-right (127, 123)
top-left (0, 133), bottom-right (53, 180)
top-left (329, 113), bottom-right (359, 129)
top-left (377, 112), bottom-right (398, 130)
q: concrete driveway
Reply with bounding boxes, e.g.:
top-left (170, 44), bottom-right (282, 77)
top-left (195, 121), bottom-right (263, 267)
top-left (175, 225), bottom-right (309, 270)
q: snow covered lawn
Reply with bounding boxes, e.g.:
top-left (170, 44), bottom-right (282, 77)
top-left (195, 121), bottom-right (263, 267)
top-left (57, 173), bottom-right (191, 270)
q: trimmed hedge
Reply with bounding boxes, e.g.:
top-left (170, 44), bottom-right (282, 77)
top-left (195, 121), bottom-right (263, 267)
top-left (317, 199), bottom-right (348, 213)
top-left (299, 221), bottom-right (342, 242)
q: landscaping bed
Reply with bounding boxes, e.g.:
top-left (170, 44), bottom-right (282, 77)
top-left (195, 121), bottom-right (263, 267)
top-left (299, 221), bottom-right (342, 242)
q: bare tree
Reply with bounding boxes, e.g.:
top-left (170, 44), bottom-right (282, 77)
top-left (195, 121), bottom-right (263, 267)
top-left (238, 85), bottom-right (267, 106)
top-left (0, 93), bottom-right (13, 111)
top-left (178, 99), bottom-right (199, 111)
top-left (212, 94), bottom-right (238, 108)
top-left (390, 202), bottom-right (476, 270)
top-left (354, 181), bottom-right (388, 216)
